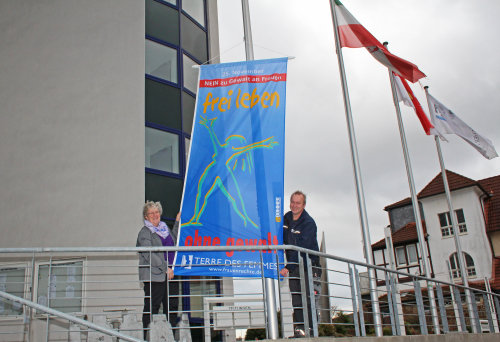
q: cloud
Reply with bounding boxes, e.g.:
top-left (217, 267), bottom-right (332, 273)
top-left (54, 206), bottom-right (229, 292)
top-left (217, 0), bottom-right (500, 268)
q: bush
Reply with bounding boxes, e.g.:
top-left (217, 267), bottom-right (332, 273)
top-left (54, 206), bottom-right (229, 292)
top-left (318, 324), bottom-right (336, 336)
top-left (244, 328), bottom-right (266, 340)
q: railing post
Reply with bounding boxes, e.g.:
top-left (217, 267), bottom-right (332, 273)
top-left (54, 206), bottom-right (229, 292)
top-left (276, 253), bottom-right (285, 339)
top-left (426, 283), bottom-right (441, 334)
top-left (435, 284), bottom-right (449, 333)
top-left (297, 255), bottom-right (310, 336)
top-left (470, 290), bottom-right (481, 333)
top-left (348, 264), bottom-right (360, 337)
top-left (27, 251), bottom-right (36, 342)
top-left (306, 254), bottom-right (318, 337)
top-left (484, 278), bottom-right (499, 332)
top-left (413, 280), bottom-right (428, 335)
top-left (385, 271), bottom-right (397, 336)
top-left (483, 293), bottom-right (494, 333)
top-left (45, 256), bottom-right (53, 342)
top-left (453, 286), bottom-right (467, 332)
top-left (389, 272), bottom-right (405, 335)
top-left (203, 297), bottom-right (211, 342)
top-left (259, 251), bottom-right (279, 340)
top-left (353, 267), bottom-right (366, 336)
top-left (494, 296), bottom-right (500, 327)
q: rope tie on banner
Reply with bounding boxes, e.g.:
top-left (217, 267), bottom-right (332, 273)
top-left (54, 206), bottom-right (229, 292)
top-left (199, 41), bottom-right (246, 66)
top-left (253, 42), bottom-right (295, 60)
top-left (194, 40), bottom-right (295, 68)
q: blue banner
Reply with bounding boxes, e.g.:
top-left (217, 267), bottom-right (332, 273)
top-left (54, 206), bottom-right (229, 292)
top-left (174, 58), bottom-right (287, 278)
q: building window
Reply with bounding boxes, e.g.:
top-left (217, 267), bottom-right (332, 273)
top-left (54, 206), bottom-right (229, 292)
top-left (182, 91), bottom-right (196, 134)
top-left (449, 252), bottom-right (476, 279)
top-left (182, 0), bottom-right (205, 27)
top-left (182, 54), bottom-right (199, 93)
top-left (406, 244), bottom-right (418, 265)
top-left (438, 209), bottom-right (467, 237)
top-left (185, 137), bottom-right (191, 165)
top-left (146, 39), bottom-right (178, 83)
top-left (146, 0), bottom-right (179, 46)
top-left (188, 276), bottom-right (218, 319)
top-left (146, 127), bottom-right (180, 174)
top-left (37, 261), bottom-right (83, 313)
top-left (395, 247), bottom-right (407, 266)
top-left (0, 266), bottom-right (25, 316)
top-left (395, 244), bottom-right (418, 267)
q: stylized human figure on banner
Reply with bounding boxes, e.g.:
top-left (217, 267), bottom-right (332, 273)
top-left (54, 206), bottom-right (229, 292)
top-left (182, 116), bottom-right (277, 229)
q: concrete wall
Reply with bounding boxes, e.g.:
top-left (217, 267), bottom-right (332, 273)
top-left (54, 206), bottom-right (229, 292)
top-left (0, 0), bottom-right (145, 247)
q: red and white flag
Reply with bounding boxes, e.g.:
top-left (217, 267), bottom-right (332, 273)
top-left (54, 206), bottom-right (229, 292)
top-left (393, 73), bottom-right (440, 136)
top-left (334, 0), bottom-right (425, 83)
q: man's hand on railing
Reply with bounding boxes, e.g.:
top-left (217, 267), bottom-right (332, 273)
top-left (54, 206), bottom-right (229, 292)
top-left (167, 267), bottom-right (174, 280)
top-left (279, 267), bottom-right (289, 277)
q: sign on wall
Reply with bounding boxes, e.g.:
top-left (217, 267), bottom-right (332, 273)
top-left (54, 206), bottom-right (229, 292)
top-left (174, 58), bottom-right (288, 278)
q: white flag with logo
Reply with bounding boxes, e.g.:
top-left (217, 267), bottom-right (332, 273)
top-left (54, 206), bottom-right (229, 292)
top-left (427, 93), bottom-right (498, 159)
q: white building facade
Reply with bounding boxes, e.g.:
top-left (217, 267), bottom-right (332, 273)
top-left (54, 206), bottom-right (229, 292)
top-left (372, 170), bottom-right (500, 291)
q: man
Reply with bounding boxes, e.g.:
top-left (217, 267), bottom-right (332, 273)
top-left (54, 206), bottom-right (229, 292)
top-left (280, 191), bottom-right (320, 337)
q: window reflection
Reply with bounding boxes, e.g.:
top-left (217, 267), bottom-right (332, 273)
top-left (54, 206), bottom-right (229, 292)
top-left (146, 127), bottom-right (180, 174)
top-left (146, 40), bottom-right (178, 83)
top-left (0, 267), bottom-right (25, 316)
top-left (185, 137), bottom-right (191, 164)
top-left (38, 261), bottom-right (83, 313)
top-left (182, 0), bottom-right (205, 26)
top-left (183, 54), bottom-right (199, 93)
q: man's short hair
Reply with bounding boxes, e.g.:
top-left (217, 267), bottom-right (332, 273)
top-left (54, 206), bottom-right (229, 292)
top-left (290, 190), bottom-right (306, 204)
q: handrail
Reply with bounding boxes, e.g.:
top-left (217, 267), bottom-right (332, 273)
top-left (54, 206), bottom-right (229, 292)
top-left (0, 290), bottom-right (143, 342)
top-left (1, 245), bottom-right (496, 297)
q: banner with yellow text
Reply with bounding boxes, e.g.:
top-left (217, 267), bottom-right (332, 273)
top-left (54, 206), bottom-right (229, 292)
top-left (174, 58), bottom-right (287, 278)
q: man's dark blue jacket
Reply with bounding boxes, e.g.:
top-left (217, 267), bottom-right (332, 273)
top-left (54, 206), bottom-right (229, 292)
top-left (283, 209), bottom-right (320, 272)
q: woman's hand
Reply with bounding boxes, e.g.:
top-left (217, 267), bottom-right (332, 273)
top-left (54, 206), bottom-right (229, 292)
top-left (176, 212), bottom-right (181, 222)
top-left (167, 267), bottom-right (174, 280)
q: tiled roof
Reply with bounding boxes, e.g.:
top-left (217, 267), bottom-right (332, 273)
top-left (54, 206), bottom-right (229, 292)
top-left (372, 222), bottom-right (427, 250)
top-left (490, 258), bottom-right (500, 291)
top-left (478, 175), bottom-right (500, 233)
top-left (384, 170), bottom-right (485, 211)
top-left (384, 197), bottom-right (411, 211)
top-left (417, 170), bottom-right (478, 198)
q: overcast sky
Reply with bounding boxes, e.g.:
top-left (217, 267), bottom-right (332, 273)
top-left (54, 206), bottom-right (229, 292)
top-left (216, 0), bottom-right (500, 262)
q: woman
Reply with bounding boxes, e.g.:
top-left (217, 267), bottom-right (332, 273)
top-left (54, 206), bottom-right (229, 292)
top-left (137, 201), bottom-right (180, 339)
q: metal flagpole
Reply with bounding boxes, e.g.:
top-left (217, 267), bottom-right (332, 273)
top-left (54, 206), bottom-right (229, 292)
top-left (385, 63), bottom-right (440, 333)
top-left (328, 0), bottom-right (382, 336)
top-left (240, 1), bottom-right (279, 339)
top-left (424, 86), bottom-right (478, 333)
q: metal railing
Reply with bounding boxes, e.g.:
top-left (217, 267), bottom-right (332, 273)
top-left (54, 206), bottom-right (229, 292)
top-left (0, 245), bottom-right (499, 341)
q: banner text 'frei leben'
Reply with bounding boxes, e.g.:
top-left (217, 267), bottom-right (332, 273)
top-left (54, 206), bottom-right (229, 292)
top-left (174, 58), bottom-right (287, 278)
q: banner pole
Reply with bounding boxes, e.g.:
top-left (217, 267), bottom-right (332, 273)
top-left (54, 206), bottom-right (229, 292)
top-left (384, 55), bottom-right (440, 333)
top-left (328, 0), bottom-right (382, 336)
top-left (241, 0), bottom-right (254, 61)
top-left (241, 1), bottom-right (279, 339)
top-left (424, 86), bottom-right (478, 332)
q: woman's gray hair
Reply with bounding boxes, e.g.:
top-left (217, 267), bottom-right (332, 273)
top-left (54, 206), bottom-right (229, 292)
top-left (143, 201), bottom-right (163, 218)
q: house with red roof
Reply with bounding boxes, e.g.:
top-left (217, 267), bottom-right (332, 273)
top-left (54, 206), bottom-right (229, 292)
top-left (372, 170), bottom-right (500, 291)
